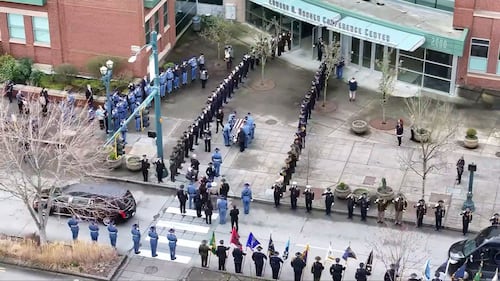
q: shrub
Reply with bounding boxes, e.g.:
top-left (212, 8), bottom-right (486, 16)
top-left (0, 54), bottom-right (16, 82)
top-left (86, 56), bottom-right (125, 78)
top-left (466, 128), bottom-right (477, 139)
top-left (29, 70), bottom-right (44, 86)
top-left (54, 63), bottom-right (78, 84)
top-left (337, 182), bottom-right (349, 190)
top-left (163, 62), bottom-right (175, 69)
top-left (377, 177), bottom-right (393, 193)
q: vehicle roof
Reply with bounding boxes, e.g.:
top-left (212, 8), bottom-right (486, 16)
top-left (63, 183), bottom-right (129, 198)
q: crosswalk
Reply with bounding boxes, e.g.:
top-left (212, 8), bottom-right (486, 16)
top-left (138, 206), bottom-right (217, 264)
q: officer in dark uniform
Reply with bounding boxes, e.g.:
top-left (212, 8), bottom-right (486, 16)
top-left (347, 193), bottom-right (356, 219)
top-left (67, 216), bottom-right (79, 241)
top-left (414, 199), bottom-right (427, 228)
top-left (303, 185), bottom-right (315, 213)
top-left (384, 264), bottom-right (398, 281)
top-left (238, 128), bottom-right (246, 152)
top-left (169, 155), bottom-right (176, 182)
top-left (131, 223), bottom-right (141, 254)
top-left (280, 163), bottom-right (292, 187)
top-left (270, 251), bottom-right (284, 280)
top-left (433, 200), bottom-right (446, 231)
top-left (206, 162), bottom-right (216, 182)
top-left (192, 121), bottom-right (200, 145)
top-left (322, 187), bottom-right (334, 216)
top-left (187, 127), bottom-right (194, 151)
top-left (358, 193), bottom-right (370, 221)
top-left (182, 133), bottom-right (190, 158)
top-left (490, 213), bottom-right (500, 226)
top-left (330, 258), bottom-right (346, 281)
top-left (194, 190), bottom-right (203, 218)
top-left (311, 256), bottom-right (325, 281)
top-left (203, 128), bottom-right (212, 152)
top-left (291, 252), bottom-right (306, 281)
top-left (107, 221), bottom-right (118, 248)
top-left (216, 240), bottom-right (230, 271)
top-left (177, 185), bottom-right (188, 214)
top-left (431, 272), bottom-right (443, 281)
top-left (290, 182), bottom-right (300, 210)
top-left (154, 158), bottom-right (166, 183)
top-left (272, 180), bottom-right (283, 207)
top-left (252, 246), bottom-right (267, 277)
top-left (140, 155), bottom-right (150, 182)
top-left (355, 262), bottom-right (370, 281)
top-left (232, 246), bottom-right (246, 274)
top-left (89, 221), bottom-right (99, 242)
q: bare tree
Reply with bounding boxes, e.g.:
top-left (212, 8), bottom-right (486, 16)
top-left (253, 34), bottom-right (271, 85)
top-left (200, 16), bottom-right (235, 60)
top-left (321, 42), bottom-right (341, 107)
top-left (399, 95), bottom-right (457, 199)
top-left (376, 48), bottom-right (399, 124)
top-left (265, 17), bottom-right (281, 38)
top-left (368, 228), bottom-right (429, 281)
top-left (0, 97), bottom-right (108, 245)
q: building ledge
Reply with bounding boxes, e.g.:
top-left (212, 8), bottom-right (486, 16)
top-left (144, 0), bottom-right (161, 9)
top-left (1, 0), bottom-right (46, 6)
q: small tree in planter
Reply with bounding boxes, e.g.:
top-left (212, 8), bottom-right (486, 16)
top-left (321, 41), bottom-right (341, 107)
top-left (376, 178), bottom-right (394, 200)
top-left (253, 34), bottom-right (271, 86)
top-left (334, 182), bottom-right (352, 199)
top-left (464, 128), bottom-right (479, 149)
top-left (200, 15), bottom-right (235, 60)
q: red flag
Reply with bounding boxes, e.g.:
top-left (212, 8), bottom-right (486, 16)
top-left (230, 227), bottom-right (242, 250)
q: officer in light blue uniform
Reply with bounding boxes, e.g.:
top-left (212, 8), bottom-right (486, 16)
top-left (243, 119), bottom-right (252, 145)
top-left (159, 70), bottom-right (167, 98)
top-left (166, 67), bottom-right (174, 94)
top-left (228, 111), bottom-right (236, 130)
top-left (181, 60), bottom-right (188, 86)
top-left (242, 121), bottom-right (251, 148)
top-left (241, 183), bottom-right (253, 214)
top-left (211, 148), bottom-right (222, 177)
top-left (223, 123), bottom-right (231, 146)
top-left (67, 216), bottom-right (79, 241)
top-left (148, 226), bottom-right (159, 257)
top-left (134, 86), bottom-right (143, 103)
top-left (131, 224), bottom-right (141, 254)
top-left (187, 181), bottom-right (197, 209)
top-left (67, 92), bottom-right (76, 116)
top-left (246, 113), bottom-right (255, 139)
top-left (89, 221), bottom-right (99, 242)
top-left (189, 56), bottom-right (198, 82)
top-left (120, 120), bottom-right (128, 144)
top-left (217, 195), bottom-right (228, 224)
top-left (135, 111), bottom-right (141, 132)
top-left (107, 221), bottom-right (118, 248)
top-left (128, 92), bottom-right (136, 113)
top-left (173, 64), bottom-right (180, 90)
top-left (166, 228), bottom-right (177, 260)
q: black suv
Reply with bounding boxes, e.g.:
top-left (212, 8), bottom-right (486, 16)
top-left (33, 183), bottom-right (136, 225)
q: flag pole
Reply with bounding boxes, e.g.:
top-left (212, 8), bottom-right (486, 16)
top-left (263, 260), bottom-right (267, 276)
top-left (278, 263), bottom-right (284, 279)
top-left (241, 251), bottom-right (246, 272)
top-left (341, 242), bottom-right (351, 281)
top-left (208, 252), bottom-right (212, 267)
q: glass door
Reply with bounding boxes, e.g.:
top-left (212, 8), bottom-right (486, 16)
top-left (312, 26), bottom-right (319, 59)
top-left (351, 37), bottom-right (360, 65)
top-left (362, 40), bottom-right (372, 68)
top-left (291, 20), bottom-right (301, 48)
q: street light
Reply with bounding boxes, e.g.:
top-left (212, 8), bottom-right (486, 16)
top-left (462, 162), bottom-right (477, 211)
top-left (100, 59), bottom-right (114, 136)
top-left (128, 31), bottom-right (164, 160)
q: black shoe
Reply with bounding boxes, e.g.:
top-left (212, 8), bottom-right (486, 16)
top-left (135, 251), bottom-right (141, 254)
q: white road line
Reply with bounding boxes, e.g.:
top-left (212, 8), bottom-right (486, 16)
top-left (295, 244), bottom-right (344, 253)
top-left (138, 251), bottom-right (191, 264)
top-left (145, 237), bottom-right (200, 249)
top-left (166, 206), bottom-right (219, 219)
top-left (156, 220), bottom-right (210, 233)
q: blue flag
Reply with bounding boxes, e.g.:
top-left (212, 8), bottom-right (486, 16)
top-left (268, 234), bottom-right (275, 256)
top-left (283, 238), bottom-right (290, 260)
top-left (245, 232), bottom-right (261, 251)
top-left (342, 246), bottom-right (357, 261)
top-left (453, 264), bottom-right (466, 279)
top-left (423, 259), bottom-right (431, 280)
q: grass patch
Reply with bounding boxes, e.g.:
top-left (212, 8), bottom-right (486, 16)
top-left (0, 238), bottom-right (120, 277)
top-left (39, 74), bottom-right (129, 96)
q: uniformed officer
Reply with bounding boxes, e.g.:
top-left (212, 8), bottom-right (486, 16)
top-left (303, 185), bottom-right (315, 213)
top-left (229, 205), bottom-right (239, 231)
top-left (414, 199), bottom-right (427, 228)
top-left (203, 128), bottom-right (212, 152)
top-left (177, 185), bottom-right (188, 214)
top-left (241, 183), bottom-right (253, 214)
top-left (238, 128), bottom-right (246, 152)
top-left (220, 177), bottom-right (230, 197)
top-left (322, 187), bottom-right (334, 216)
top-left (199, 240), bottom-right (210, 268)
top-left (433, 200), bottom-right (446, 231)
top-left (189, 56), bottom-right (198, 82)
top-left (181, 60), bottom-right (188, 86)
top-left (252, 246), bottom-right (267, 277)
top-left (67, 216), bottom-right (79, 241)
top-left (167, 228), bottom-right (177, 260)
top-left (272, 180), bottom-right (283, 207)
top-left (347, 193), bottom-right (356, 219)
top-left (355, 262), bottom-right (370, 281)
top-left (375, 197), bottom-right (389, 224)
top-left (358, 193), bottom-right (370, 221)
top-left (490, 213), bottom-right (500, 226)
top-left (216, 240), bottom-right (230, 270)
top-left (140, 155), bottom-right (150, 182)
top-left (460, 208), bottom-right (472, 235)
top-left (89, 221), bottom-right (99, 242)
top-left (107, 221), bottom-right (118, 248)
top-left (311, 256), bottom-right (325, 281)
top-left (148, 226), bottom-right (159, 257)
top-left (232, 246), bottom-right (246, 273)
top-left (330, 258), bottom-right (346, 281)
top-left (392, 193), bottom-right (408, 226)
top-left (290, 182), bottom-right (300, 210)
top-left (270, 251), bottom-right (284, 279)
top-left (211, 148), bottom-right (222, 177)
top-left (131, 223), bottom-right (141, 254)
top-left (217, 195), bottom-right (228, 224)
top-left (291, 252), bottom-right (306, 281)
top-left (169, 155), bottom-right (176, 182)
top-left (206, 162), bottom-right (216, 182)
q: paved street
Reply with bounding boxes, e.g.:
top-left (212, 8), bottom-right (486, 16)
top-left (0, 263), bottom-right (85, 280)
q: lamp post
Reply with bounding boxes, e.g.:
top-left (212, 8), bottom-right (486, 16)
top-left (100, 60), bottom-right (114, 136)
top-left (462, 162), bottom-right (477, 211)
top-left (128, 31), bottom-right (164, 160)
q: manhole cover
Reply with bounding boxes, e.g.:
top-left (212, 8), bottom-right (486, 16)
top-left (496, 152), bottom-right (500, 157)
top-left (144, 265), bottom-right (158, 275)
top-left (265, 119), bottom-right (278, 125)
top-left (363, 176), bottom-right (376, 185)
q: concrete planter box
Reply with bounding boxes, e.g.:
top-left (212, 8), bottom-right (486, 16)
top-left (413, 128), bottom-right (430, 143)
top-left (351, 120), bottom-right (369, 135)
top-left (125, 155), bottom-right (142, 171)
top-left (464, 137), bottom-right (479, 149)
top-left (334, 184), bottom-right (351, 199)
top-left (106, 155), bottom-right (123, 170)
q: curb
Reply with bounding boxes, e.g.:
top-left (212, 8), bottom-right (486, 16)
top-left (183, 266), bottom-right (274, 281)
top-left (89, 173), bottom-right (475, 234)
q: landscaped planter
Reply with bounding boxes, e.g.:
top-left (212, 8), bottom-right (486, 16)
top-left (413, 128), bottom-right (430, 143)
top-left (351, 120), bottom-right (369, 135)
top-left (125, 155), bottom-right (142, 171)
top-left (334, 183), bottom-right (352, 199)
top-left (376, 178), bottom-right (395, 200)
top-left (464, 128), bottom-right (479, 149)
top-left (106, 155), bottom-right (123, 170)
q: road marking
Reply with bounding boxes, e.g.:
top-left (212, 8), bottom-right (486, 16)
top-left (156, 220), bottom-right (210, 233)
top-left (138, 251), bottom-right (191, 264)
top-left (295, 244), bottom-right (344, 253)
top-left (0, 267), bottom-right (4, 272)
top-left (166, 206), bottom-right (219, 219)
top-left (145, 237), bottom-right (200, 249)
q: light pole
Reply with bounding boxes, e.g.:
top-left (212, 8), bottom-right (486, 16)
top-left (462, 162), bottom-right (477, 211)
top-left (100, 60), bottom-right (114, 136)
top-left (128, 31), bottom-right (164, 160)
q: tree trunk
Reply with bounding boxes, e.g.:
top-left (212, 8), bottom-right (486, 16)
top-left (323, 82), bottom-right (327, 107)
top-left (421, 160), bottom-right (427, 199)
top-left (381, 99), bottom-right (386, 124)
top-left (39, 224), bottom-right (48, 245)
top-left (260, 59), bottom-right (266, 85)
top-left (217, 42), bottom-right (221, 60)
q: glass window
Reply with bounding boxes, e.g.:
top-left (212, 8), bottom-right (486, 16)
top-left (400, 55), bottom-right (424, 73)
top-left (7, 14), bottom-right (25, 40)
top-left (400, 48), bottom-right (424, 59)
top-left (145, 19), bottom-right (151, 43)
top-left (425, 62), bottom-right (451, 79)
top-left (426, 49), bottom-right (452, 66)
top-left (32, 17), bottom-right (50, 44)
top-left (163, 2), bottom-right (168, 28)
top-left (423, 75), bottom-right (450, 92)
top-left (154, 12), bottom-right (160, 33)
top-left (398, 70), bottom-right (422, 86)
top-left (198, 0), bottom-right (222, 4)
top-left (469, 38), bottom-right (489, 73)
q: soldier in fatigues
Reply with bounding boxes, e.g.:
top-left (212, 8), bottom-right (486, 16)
top-left (330, 258), bottom-right (346, 281)
top-left (414, 199), bottom-right (427, 228)
top-left (290, 182), bottom-right (300, 210)
top-left (433, 200), bottom-right (446, 231)
top-left (322, 187), bottom-right (334, 216)
top-left (303, 185), bottom-right (315, 213)
top-left (375, 197), bottom-right (389, 224)
top-left (392, 193), bottom-right (407, 226)
top-left (347, 193), bottom-right (356, 219)
top-left (358, 193), bottom-right (370, 221)
top-left (460, 208), bottom-right (472, 235)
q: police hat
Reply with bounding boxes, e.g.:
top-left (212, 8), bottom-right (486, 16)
top-left (315, 256), bottom-right (321, 261)
top-left (292, 181), bottom-right (297, 185)
top-left (335, 258), bottom-right (340, 262)
top-left (295, 252), bottom-right (302, 257)
top-left (150, 226), bottom-right (155, 230)
top-left (438, 200), bottom-right (444, 203)
top-left (256, 246), bottom-right (263, 251)
top-left (274, 251), bottom-right (279, 255)
top-left (244, 183), bottom-right (250, 187)
top-left (169, 228), bottom-right (175, 233)
top-left (179, 185), bottom-right (185, 189)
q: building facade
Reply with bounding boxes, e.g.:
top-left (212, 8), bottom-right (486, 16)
top-left (0, 0), bottom-right (177, 77)
top-left (453, 0), bottom-right (500, 91)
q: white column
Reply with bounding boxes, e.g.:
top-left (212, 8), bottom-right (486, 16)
top-left (450, 55), bottom-right (458, 96)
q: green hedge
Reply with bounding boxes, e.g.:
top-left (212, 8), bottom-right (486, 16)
top-left (39, 74), bottom-right (129, 96)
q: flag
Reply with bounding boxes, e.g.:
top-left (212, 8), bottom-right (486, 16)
top-left (342, 246), bottom-right (357, 261)
top-left (302, 244), bottom-right (310, 263)
top-left (283, 238), bottom-right (290, 260)
top-left (473, 261), bottom-right (483, 281)
top-left (423, 259), bottom-right (431, 280)
top-left (492, 268), bottom-right (498, 281)
top-left (325, 242), bottom-right (335, 262)
top-left (230, 227), bottom-right (241, 250)
top-left (267, 234), bottom-right (275, 256)
top-left (453, 263), bottom-right (466, 279)
top-left (366, 250), bottom-right (374, 274)
top-left (209, 231), bottom-right (216, 255)
top-left (245, 232), bottom-right (261, 251)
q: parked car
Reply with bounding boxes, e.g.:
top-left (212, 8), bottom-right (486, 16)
top-left (448, 226), bottom-right (500, 279)
top-left (33, 183), bottom-right (136, 225)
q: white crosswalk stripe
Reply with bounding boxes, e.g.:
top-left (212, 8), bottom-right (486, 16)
top-left (165, 206), bottom-right (219, 220)
top-left (145, 236), bottom-right (200, 249)
top-left (138, 251), bottom-right (191, 264)
top-left (156, 220), bottom-right (210, 233)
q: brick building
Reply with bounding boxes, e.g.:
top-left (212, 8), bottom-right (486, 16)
top-left (454, 0), bottom-right (500, 91)
top-left (0, 0), bottom-right (177, 77)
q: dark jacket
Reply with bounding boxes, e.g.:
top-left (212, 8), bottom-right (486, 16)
top-left (291, 257), bottom-right (306, 273)
top-left (232, 247), bottom-right (246, 263)
top-left (311, 261), bottom-right (325, 278)
top-left (177, 189), bottom-right (188, 202)
top-left (252, 251), bottom-right (267, 265)
top-left (230, 208), bottom-right (239, 220)
top-left (216, 245), bottom-right (229, 259)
